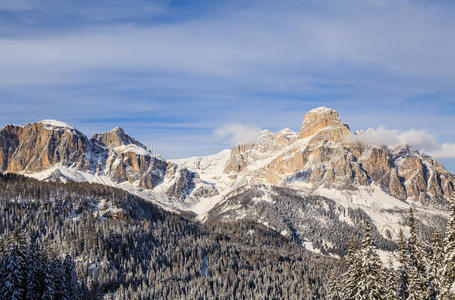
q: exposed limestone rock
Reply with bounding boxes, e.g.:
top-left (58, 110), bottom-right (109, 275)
top-left (0, 125), bottom-right (23, 171)
top-left (298, 107), bottom-right (350, 141)
top-left (384, 168), bottom-right (407, 200)
top-left (6, 122), bottom-right (91, 173)
top-left (0, 121), bottom-right (201, 200)
top-left (224, 144), bottom-right (255, 174)
top-left (222, 107), bottom-right (455, 207)
top-left (92, 127), bottom-right (146, 149)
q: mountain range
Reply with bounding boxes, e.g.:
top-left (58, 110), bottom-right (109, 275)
top-left (1, 107), bottom-right (453, 255)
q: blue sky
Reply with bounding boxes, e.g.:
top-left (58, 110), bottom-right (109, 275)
top-left (1, 0), bottom-right (455, 172)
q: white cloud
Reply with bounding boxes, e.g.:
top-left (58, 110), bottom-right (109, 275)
top-left (214, 124), bottom-right (262, 145)
top-left (349, 126), bottom-right (455, 158)
top-left (348, 127), bottom-right (400, 146)
top-left (1, 0), bottom-right (455, 89)
top-left (431, 144), bottom-right (455, 159)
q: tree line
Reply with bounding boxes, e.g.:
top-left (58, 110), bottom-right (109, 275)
top-left (0, 173), bottom-right (340, 299)
top-left (329, 192), bottom-right (455, 300)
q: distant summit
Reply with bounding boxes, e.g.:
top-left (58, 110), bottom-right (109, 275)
top-left (0, 109), bottom-right (454, 255)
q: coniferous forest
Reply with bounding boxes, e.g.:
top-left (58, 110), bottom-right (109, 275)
top-left (2, 172), bottom-right (455, 299)
top-left (328, 198), bottom-right (455, 300)
top-left (0, 174), bottom-right (339, 299)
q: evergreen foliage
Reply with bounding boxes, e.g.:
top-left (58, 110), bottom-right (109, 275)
top-left (441, 191), bottom-right (455, 299)
top-left (0, 230), bottom-right (80, 300)
top-left (332, 197), bottom-right (455, 300)
top-left (0, 173), bottom-right (339, 299)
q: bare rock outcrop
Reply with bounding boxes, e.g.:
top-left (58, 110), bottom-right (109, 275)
top-left (223, 107), bottom-right (455, 206)
top-left (0, 120), bottom-right (201, 200)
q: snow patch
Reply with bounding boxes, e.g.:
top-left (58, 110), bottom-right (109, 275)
top-left (38, 120), bottom-right (75, 130)
top-left (303, 241), bottom-right (321, 254)
top-left (114, 144), bottom-right (150, 156)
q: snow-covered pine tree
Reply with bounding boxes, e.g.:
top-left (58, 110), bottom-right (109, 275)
top-left (327, 271), bottom-right (341, 300)
top-left (385, 258), bottom-right (399, 300)
top-left (1, 230), bottom-right (27, 300)
top-left (62, 254), bottom-right (80, 300)
top-left (441, 191), bottom-right (455, 299)
top-left (340, 236), bottom-right (362, 299)
top-left (355, 219), bottom-right (386, 300)
top-left (397, 229), bottom-right (410, 300)
top-left (0, 237), bottom-right (5, 297)
top-left (406, 208), bottom-right (429, 300)
top-left (427, 232), bottom-right (443, 300)
top-left (25, 239), bottom-right (42, 300)
top-left (52, 254), bottom-right (65, 300)
top-left (41, 239), bottom-right (56, 300)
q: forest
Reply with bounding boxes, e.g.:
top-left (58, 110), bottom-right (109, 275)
top-left (0, 174), bottom-right (339, 299)
top-left (329, 201), bottom-right (455, 300)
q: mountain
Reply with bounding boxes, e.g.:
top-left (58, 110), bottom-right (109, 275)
top-left (174, 107), bottom-right (454, 253)
top-left (0, 120), bottom-right (216, 212)
top-left (1, 108), bottom-right (454, 254)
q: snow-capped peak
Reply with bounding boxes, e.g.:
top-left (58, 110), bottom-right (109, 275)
top-left (38, 120), bottom-right (75, 130)
top-left (306, 106), bottom-right (333, 114)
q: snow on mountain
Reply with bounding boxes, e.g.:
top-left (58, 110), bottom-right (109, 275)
top-left (2, 107), bottom-right (454, 256)
top-left (38, 119), bottom-right (75, 130)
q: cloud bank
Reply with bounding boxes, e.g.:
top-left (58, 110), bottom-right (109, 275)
top-left (350, 126), bottom-right (455, 158)
top-left (214, 124), bottom-right (262, 145)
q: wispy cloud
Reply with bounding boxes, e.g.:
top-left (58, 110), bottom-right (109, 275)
top-left (0, 0), bottom-right (454, 170)
top-left (214, 124), bottom-right (262, 145)
top-left (349, 126), bottom-right (455, 158)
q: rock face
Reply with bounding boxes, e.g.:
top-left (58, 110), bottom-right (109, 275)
top-left (298, 107), bottom-right (350, 140)
top-left (0, 120), bottom-right (205, 201)
top-left (223, 107), bottom-right (454, 207)
top-left (0, 107), bottom-right (453, 214)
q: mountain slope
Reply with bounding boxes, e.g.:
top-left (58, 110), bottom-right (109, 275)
top-left (174, 107), bottom-right (454, 253)
top-left (1, 108), bottom-right (454, 254)
top-left (0, 120), bottom-right (216, 212)
top-left (0, 173), bottom-right (339, 299)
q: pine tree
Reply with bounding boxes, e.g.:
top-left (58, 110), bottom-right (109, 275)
top-left (0, 237), bottom-right (5, 297)
top-left (327, 271), bottom-right (341, 300)
top-left (62, 254), bottom-right (80, 300)
top-left (1, 230), bottom-right (27, 300)
top-left (355, 219), bottom-right (386, 300)
top-left (41, 239), bottom-right (56, 300)
top-left (341, 236), bottom-right (362, 299)
top-left (441, 192), bottom-right (455, 299)
top-left (397, 229), bottom-right (409, 300)
top-left (406, 208), bottom-right (429, 299)
top-left (385, 258), bottom-right (399, 300)
top-left (25, 239), bottom-right (42, 300)
top-left (427, 232), bottom-right (443, 300)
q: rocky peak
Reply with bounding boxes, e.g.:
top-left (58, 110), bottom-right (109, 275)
top-left (222, 107), bottom-right (454, 207)
top-left (38, 120), bottom-right (75, 131)
top-left (2, 121), bottom-right (91, 173)
top-left (298, 107), bottom-right (350, 141)
top-left (92, 127), bottom-right (146, 149)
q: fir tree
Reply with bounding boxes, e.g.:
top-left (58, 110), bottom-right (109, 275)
top-left (427, 232), bottom-right (443, 300)
top-left (341, 236), bottom-right (361, 299)
top-left (406, 208), bottom-right (429, 299)
top-left (355, 219), bottom-right (385, 300)
top-left (1, 230), bottom-right (27, 300)
top-left (41, 239), bottom-right (56, 300)
top-left (441, 192), bottom-right (455, 299)
top-left (397, 229), bottom-right (410, 300)
top-left (25, 239), bottom-right (42, 300)
top-left (62, 254), bottom-right (80, 300)
top-left (385, 258), bottom-right (399, 300)
top-left (327, 271), bottom-right (341, 300)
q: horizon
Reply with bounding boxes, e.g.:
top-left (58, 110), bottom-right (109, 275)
top-left (1, 0), bottom-right (455, 172)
